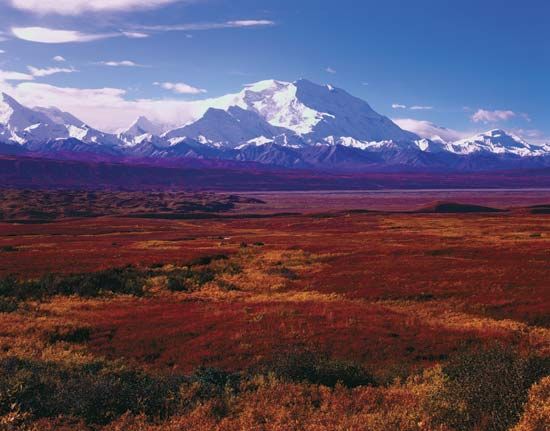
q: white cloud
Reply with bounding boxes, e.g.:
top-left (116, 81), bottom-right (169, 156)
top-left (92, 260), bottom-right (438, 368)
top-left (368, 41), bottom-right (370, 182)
top-left (520, 113), bottom-right (532, 122)
top-left (393, 118), bottom-right (469, 143)
top-left (0, 80), bottom-right (204, 132)
top-left (0, 50), bottom-right (5, 54)
top-left (511, 129), bottom-right (549, 146)
top-left (11, 20), bottom-right (274, 44)
top-left (393, 104), bottom-right (433, 111)
top-left (8, 0), bottom-right (183, 15)
top-left (139, 20), bottom-right (275, 32)
top-left (0, 69), bottom-right (34, 81)
top-left (471, 109), bottom-right (516, 123)
top-left (325, 67), bottom-right (336, 74)
top-left (52, 55), bottom-right (66, 62)
top-left (154, 81), bottom-right (207, 95)
top-left (410, 105), bottom-right (433, 111)
top-left (12, 26), bottom-right (117, 43)
top-left (27, 66), bottom-right (77, 77)
top-left (122, 32), bottom-right (149, 39)
top-left (97, 60), bottom-right (145, 67)
top-left (229, 20), bottom-right (274, 27)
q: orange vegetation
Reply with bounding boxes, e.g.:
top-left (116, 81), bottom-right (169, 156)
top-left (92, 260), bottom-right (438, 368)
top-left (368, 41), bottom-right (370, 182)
top-left (0, 190), bottom-right (548, 430)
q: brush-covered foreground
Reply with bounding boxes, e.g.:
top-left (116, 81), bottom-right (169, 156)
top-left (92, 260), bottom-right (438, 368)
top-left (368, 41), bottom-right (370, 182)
top-left (0, 190), bottom-right (548, 430)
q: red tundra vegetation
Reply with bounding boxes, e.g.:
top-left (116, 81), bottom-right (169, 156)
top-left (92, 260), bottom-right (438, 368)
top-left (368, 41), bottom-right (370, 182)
top-left (0, 189), bottom-right (548, 430)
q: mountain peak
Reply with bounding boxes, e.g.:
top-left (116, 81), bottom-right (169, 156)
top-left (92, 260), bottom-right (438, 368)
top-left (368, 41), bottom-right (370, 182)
top-left (449, 128), bottom-right (537, 156)
top-left (122, 115), bottom-right (163, 137)
top-left (243, 79), bottom-right (290, 93)
top-left (479, 129), bottom-right (527, 144)
top-left (0, 92), bottom-right (24, 109)
top-left (486, 129), bottom-right (509, 136)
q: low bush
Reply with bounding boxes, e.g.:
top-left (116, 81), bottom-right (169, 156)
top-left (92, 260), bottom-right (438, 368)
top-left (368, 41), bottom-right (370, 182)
top-left (166, 268), bottom-right (215, 292)
top-left (268, 350), bottom-right (375, 388)
top-left (0, 266), bottom-right (145, 302)
top-left (47, 326), bottom-right (92, 344)
top-left (424, 344), bottom-right (550, 431)
top-left (189, 254), bottom-right (229, 266)
top-left (512, 376), bottom-right (550, 431)
top-left (0, 358), bottom-right (245, 427)
top-left (0, 245), bottom-right (18, 252)
top-left (0, 296), bottom-right (18, 313)
top-left (0, 357), bottom-right (184, 425)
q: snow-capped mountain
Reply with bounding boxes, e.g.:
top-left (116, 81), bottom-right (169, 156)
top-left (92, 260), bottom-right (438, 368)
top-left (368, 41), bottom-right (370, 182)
top-left (163, 105), bottom-right (291, 148)
top-left (0, 92), bottom-right (67, 145)
top-left (0, 93), bottom-right (120, 150)
top-left (0, 82), bottom-right (549, 172)
top-left (446, 129), bottom-right (547, 157)
top-left (117, 116), bottom-right (170, 147)
top-left (121, 116), bottom-right (163, 137)
top-left (165, 79), bottom-right (418, 149)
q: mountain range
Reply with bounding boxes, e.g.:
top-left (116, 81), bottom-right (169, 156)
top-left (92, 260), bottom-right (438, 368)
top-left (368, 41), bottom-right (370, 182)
top-left (1, 79), bottom-right (549, 172)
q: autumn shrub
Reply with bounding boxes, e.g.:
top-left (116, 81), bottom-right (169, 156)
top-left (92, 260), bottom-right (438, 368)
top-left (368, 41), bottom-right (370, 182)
top-left (512, 376), bottom-right (550, 431)
top-left (0, 357), bottom-right (184, 425)
top-left (166, 268), bottom-right (215, 292)
top-left (0, 266), bottom-right (145, 301)
top-left (268, 349), bottom-right (375, 388)
top-left (267, 266), bottom-right (298, 280)
top-left (56, 266), bottom-right (145, 297)
top-left (189, 254), bottom-right (229, 266)
top-left (190, 367), bottom-right (241, 400)
top-left (0, 245), bottom-right (18, 252)
top-left (424, 344), bottom-right (549, 431)
top-left (0, 296), bottom-right (18, 313)
top-left (46, 326), bottom-right (92, 344)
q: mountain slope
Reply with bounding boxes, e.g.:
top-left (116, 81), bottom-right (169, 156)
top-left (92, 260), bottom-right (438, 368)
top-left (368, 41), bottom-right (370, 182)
top-left (164, 106), bottom-right (291, 148)
top-left (0, 92), bottom-right (66, 144)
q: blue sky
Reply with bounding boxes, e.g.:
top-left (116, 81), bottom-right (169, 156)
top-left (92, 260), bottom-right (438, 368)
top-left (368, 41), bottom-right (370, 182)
top-left (0, 0), bottom-right (548, 141)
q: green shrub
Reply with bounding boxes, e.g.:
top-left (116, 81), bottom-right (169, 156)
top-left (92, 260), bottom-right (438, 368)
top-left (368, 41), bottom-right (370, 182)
top-left (0, 296), bottom-right (18, 313)
top-left (0, 357), bottom-right (184, 425)
top-left (166, 268), bottom-right (215, 292)
top-left (0, 245), bottom-right (18, 252)
top-left (0, 266), bottom-right (145, 302)
top-left (166, 274), bottom-right (194, 292)
top-left (268, 350), bottom-right (375, 388)
top-left (189, 254), bottom-right (229, 266)
top-left (47, 326), bottom-right (91, 344)
top-left (425, 344), bottom-right (550, 431)
top-left (512, 376), bottom-right (550, 431)
top-left (191, 367), bottom-right (240, 397)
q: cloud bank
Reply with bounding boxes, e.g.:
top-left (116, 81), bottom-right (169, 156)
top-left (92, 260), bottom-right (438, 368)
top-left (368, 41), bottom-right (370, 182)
top-left (9, 0), bottom-right (184, 15)
top-left (471, 109), bottom-right (516, 123)
top-left (154, 81), bottom-right (207, 95)
top-left (12, 27), bottom-right (117, 43)
top-left (393, 118), bottom-right (469, 143)
top-left (97, 60), bottom-right (144, 67)
top-left (27, 66), bottom-right (77, 77)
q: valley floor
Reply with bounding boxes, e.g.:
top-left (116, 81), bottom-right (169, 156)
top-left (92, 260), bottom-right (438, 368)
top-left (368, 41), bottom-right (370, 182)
top-left (0, 190), bottom-right (548, 430)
